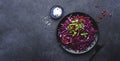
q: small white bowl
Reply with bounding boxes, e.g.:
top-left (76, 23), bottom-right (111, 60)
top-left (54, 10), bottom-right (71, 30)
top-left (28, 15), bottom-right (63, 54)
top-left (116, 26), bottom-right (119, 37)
top-left (50, 5), bottom-right (63, 19)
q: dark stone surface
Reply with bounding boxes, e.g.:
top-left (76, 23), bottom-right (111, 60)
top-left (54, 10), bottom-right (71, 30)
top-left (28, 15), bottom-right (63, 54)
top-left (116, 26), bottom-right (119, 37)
top-left (0, 0), bottom-right (120, 61)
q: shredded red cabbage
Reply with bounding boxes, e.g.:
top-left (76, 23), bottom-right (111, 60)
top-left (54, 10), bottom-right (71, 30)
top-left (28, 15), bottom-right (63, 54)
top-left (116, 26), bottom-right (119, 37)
top-left (58, 15), bottom-right (97, 52)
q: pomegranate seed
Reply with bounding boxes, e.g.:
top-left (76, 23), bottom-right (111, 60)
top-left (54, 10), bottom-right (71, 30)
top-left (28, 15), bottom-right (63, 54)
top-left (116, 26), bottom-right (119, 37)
top-left (95, 4), bottom-right (99, 8)
top-left (99, 16), bottom-right (103, 19)
top-left (95, 20), bottom-right (100, 23)
top-left (109, 13), bottom-right (112, 17)
top-left (102, 12), bottom-right (106, 16)
top-left (102, 9), bottom-right (106, 13)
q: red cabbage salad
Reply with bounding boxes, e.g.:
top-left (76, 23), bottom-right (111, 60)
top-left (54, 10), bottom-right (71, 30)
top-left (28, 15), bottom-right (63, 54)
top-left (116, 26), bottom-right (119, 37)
top-left (57, 14), bottom-right (98, 52)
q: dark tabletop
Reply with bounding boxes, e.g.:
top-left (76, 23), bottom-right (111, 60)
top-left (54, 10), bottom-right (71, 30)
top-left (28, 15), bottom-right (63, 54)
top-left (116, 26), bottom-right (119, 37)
top-left (0, 0), bottom-right (120, 61)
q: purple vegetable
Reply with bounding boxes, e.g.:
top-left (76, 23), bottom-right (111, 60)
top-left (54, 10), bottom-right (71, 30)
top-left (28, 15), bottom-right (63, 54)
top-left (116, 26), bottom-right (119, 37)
top-left (58, 14), bottom-right (98, 52)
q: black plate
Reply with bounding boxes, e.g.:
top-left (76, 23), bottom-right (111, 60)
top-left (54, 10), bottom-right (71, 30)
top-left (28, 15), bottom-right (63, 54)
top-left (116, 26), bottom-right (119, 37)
top-left (56, 12), bottom-right (99, 54)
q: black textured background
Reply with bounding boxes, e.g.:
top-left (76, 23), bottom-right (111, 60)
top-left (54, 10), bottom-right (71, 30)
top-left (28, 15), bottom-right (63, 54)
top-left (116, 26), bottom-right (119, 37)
top-left (0, 0), bottom-right (120, 61)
